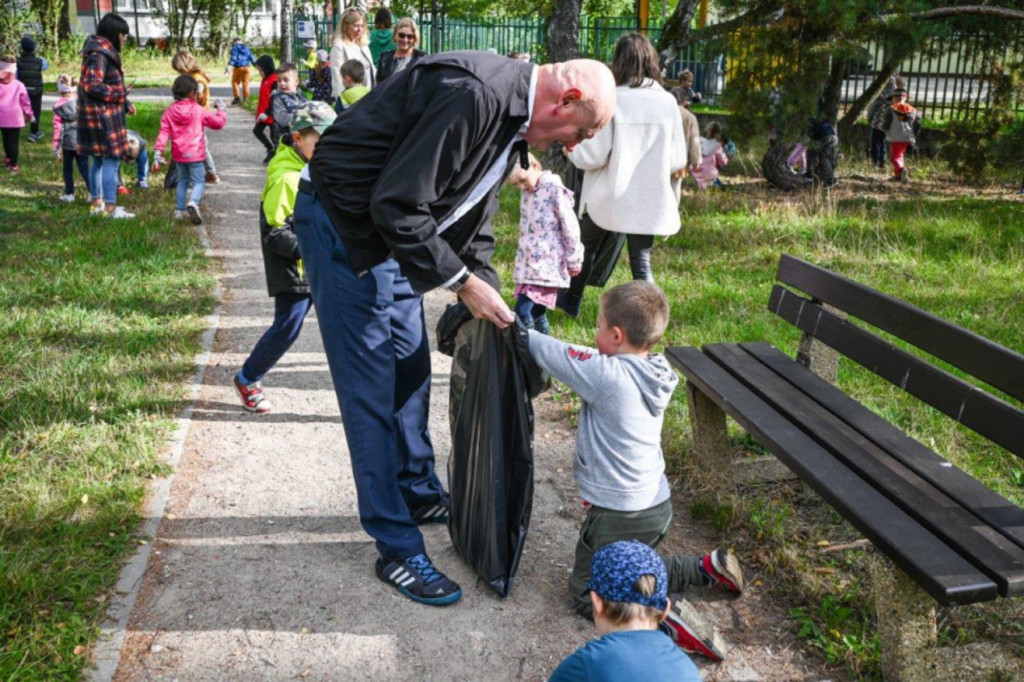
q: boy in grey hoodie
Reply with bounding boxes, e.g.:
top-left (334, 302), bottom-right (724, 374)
top-left (527, 281), bottom-right (744, 660)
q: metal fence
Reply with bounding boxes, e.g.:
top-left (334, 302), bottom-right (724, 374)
top-left (291, 13), bottom-right (1021, 120)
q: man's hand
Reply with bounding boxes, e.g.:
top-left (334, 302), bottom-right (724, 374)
top-left (457, 274), bottom-right (515, 329)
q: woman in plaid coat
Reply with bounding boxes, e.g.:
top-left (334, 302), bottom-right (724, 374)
top-left (78, 13), bottom-right (134, 219)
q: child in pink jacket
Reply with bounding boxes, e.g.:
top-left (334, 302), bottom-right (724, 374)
top-left (0, 56), bottom-right (35, 173)
top-left (690, 122), bottom-right (729, 190)
top-left (507, 154), bottom-right (584, 334)
top-left (153, 74), bottom-right (226, 225)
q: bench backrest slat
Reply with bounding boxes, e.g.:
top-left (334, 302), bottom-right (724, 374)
top-left (769, 285), bottom-right (1024, 459)
top-left (776, 254), bottom-right (1024, 404)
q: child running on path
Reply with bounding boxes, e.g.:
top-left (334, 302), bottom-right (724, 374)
top-left (253, 55), bottom-right (278, 164)
top-left (549, 541), bottom-right (701, 681)
top-left (227, 37), bottom-right (257, 105)
top-left (0, 56), bottom-right (34, 173)
top-left (153, 74), bottom-right (226, 225)
top-left (506, 153), bottom-right (583, 334)
top-left (525, 281), bottom-right (745, 661)
top-left (172, 50), bottom-right (220, 183)
top-left (52, 74), bottom-right (88, 198)
top-left (232, 102), bottom-right (337, 413)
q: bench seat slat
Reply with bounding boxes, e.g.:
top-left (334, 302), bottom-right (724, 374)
top-left (666, 346), bottom-right (997, 606)
top-left (768, 285), bottom-right (1024, 460)
top-left (704, 343), bottom-right (1024, 598)
top-left (775, 254), bottom-right (1024, 404)
top-left (741, 341), bottom-right (1024, 554)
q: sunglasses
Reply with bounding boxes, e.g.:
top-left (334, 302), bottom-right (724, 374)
top-left (397, 32), bottom-right (415, 39)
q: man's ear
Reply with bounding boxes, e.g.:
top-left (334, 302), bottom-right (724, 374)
top-left (560, 87), bottom-right (583, 107)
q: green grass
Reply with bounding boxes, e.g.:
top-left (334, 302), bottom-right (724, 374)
top-left (0, 103), bottom-right (215, 679)
top-left (490, 155), bottom-right (1024, 678)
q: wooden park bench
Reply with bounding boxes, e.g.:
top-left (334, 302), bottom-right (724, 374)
top-left (666, 254), bottom-right (1024, 680)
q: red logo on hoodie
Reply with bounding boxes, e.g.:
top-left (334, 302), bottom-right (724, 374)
top-left (567, 348), bottom-right (592, 362)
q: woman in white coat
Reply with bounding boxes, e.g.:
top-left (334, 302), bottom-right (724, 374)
top-left (329, 7), bottom-right (376, 112)
top-left (560, 33), bottom-right (687, 317)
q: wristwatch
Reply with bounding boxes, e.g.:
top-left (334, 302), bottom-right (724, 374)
top-left (447, 270), bottom-right (471, 293)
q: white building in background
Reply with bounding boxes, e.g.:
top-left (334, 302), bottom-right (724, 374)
top-left (73, 0), bottom-right (284, 46)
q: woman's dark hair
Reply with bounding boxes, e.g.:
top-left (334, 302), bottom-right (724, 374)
top-left (172, 74), bottom-right (198, 100)
top-left (611, 33), bottom-right (662, 88)
top-left (96, 13), bottom-right (131, 53)
top-left (375, 8), bottom-right (393, 29)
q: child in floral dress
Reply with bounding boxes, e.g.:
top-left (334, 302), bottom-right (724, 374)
top-left (507, 154), bottom-right (584, 334)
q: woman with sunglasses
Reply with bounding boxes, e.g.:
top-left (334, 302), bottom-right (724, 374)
top-left (376, 18), bottom-right (425, 83)
top-left (330, 7), bottom-right (376, 110)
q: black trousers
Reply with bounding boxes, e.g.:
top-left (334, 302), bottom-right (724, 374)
top-left (28, 92), bottom-right (42, 135)
top-left (253, 122), bottom-right (274, 151)
top-left (1, 127), bottom-right (20, 165)
top-left (564, 213), bottom-right (655, 303)
top-left (870, 129), bottom-right (887, 167)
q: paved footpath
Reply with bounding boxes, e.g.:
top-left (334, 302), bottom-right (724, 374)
top-left (96, 103), bottom-right (821, 681)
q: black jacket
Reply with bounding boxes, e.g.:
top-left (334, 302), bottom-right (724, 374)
top-left (309, 51), bottom-right (533, 294)
top-left (377, 48), bottom-right (425, 83)
top-left (260, 205), bottom-right (308, 296)
top-left (17, 54), bottom-right (45, 96)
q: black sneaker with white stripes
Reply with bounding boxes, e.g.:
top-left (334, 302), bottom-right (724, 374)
top-left (411, 500), bottom-right (449, 525)
top-left (375, 553), bottom-right (462, 606)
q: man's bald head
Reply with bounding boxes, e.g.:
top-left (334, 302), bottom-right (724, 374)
top-left (526, 59), bottom-right (616, 152)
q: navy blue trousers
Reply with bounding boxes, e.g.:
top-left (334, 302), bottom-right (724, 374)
top-left (241, 291), bottom-right (312, 384)
top-left (293, 190), bottom-right (446, 559)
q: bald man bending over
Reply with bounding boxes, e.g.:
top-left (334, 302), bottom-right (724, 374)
top-left (293, 52), bottom-right (615, 606)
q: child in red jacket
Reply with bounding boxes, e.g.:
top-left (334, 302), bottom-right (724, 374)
top-left (153, 75), bottom-right (226, 225)
top-left (253, 54), bottom-right (278, 164)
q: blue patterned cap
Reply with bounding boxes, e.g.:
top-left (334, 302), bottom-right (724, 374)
top-left (587, 540), bottom-right (669, 611)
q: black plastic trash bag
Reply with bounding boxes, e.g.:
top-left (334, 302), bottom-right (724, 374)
top-left (563, 162), bottom-right (625, 288)
top-left (447, 319), bottom-right (547, 597)
top-left (163, 162), bottom-right (179, 192)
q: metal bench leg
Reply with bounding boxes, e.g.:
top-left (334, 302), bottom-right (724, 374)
top-left (869, 554), bottom-right (940, 682)
top-left (685, 380), bottom-right (732, 500)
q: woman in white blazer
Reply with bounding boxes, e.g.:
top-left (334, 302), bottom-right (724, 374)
top-left (329, 7), bottom-right (376, 110)
top-left (561, 33), bottom-right (687, 317)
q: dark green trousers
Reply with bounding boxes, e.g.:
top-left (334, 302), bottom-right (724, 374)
top-left (569, 498), bottom-right (705, 617)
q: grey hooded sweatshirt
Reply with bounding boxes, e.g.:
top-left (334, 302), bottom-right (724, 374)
top-left (527, 330), bottom-right (679, 512)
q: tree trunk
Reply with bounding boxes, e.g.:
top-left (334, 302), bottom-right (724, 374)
top-left (821, 56), bottom-right (847, 123)
top-left (656, 0), bottom-right (700, 64)
top-left (58, 0), bottom-right (72, 45)
top-left (546, 0), bottom-right (582, 63)
top-left (280, 0), bottom-right (293, 64)
top-left (761, 142), bottom-right (810, 191)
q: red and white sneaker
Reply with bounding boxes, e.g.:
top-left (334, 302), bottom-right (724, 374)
top-left (233, 375), bottom-right (272, 413)
top-left (117, 185), bottom-right (130, 196)
top-left (699, 547), bottom-right (744, 595)
top-left (660, 601), bottom-right (727, 662)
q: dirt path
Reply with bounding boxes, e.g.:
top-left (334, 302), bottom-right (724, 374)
top-left (105, 104), bottom-right (830, 681)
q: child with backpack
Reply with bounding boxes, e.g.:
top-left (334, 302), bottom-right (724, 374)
top-left (881, 87), bottom-right (922, 182)
top-left (152, 75), bottom-right (226, 225)
top-left (17, 37), bottom-right (47, 143)
top-left (52, 74), bottom-right (88, 199)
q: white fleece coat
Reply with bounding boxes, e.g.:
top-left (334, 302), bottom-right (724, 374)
top-left (567, 80), bottom-right (687, 236)
top-left (329, 39), bottom-right (376, 98)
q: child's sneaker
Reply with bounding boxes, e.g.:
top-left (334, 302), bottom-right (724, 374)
top-left (117, 185), bottom-right (130, 196)
top-left (8, 164), bottom-right (19, 173)
top-left (90, 204), bottom-right (105, 215)
top-left (186, 202), bottom-right (203, 225)
top-left (411, 500), bottom-right (449, 525)
top-left (233, 375), bottom-right (271, 413)
top-left (173, 210), bottom-right (188, 220)
top-left (105, 206), bottom-right (135, 219)
top-left (59, 193), bottom-right (75, 202)
top-left (230, 96), bottom-right (241, 105)
top-left (660, 601), bottom-right (727, 662)
top-left (138, 180), bottom-right (150, 190)
top-left (899, 168), bottom-right (910, 183)
top-left (375, 553), bottom-right (462, 606)
top-left (699, 547), bottom-right (744, 594)
top-left (2, 157), bottom-right (10, 168)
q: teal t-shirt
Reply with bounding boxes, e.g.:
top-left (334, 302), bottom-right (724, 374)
top-left (548, 630), bottom-right (701, 681)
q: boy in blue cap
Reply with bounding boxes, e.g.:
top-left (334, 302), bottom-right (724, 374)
top-left (549, 540), bottom-right (702, 681)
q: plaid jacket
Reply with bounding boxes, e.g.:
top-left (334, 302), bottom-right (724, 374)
top-left (76, 35), bottom-right (129, 159)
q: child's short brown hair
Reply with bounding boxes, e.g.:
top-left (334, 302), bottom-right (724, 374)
top-left (341, 59), bottom-right (365, 85)
top-left (601, 281), bottom-right (670, 350)
top-left (276, 62), bottom-right (298, 77)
